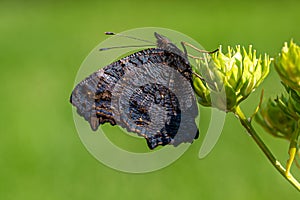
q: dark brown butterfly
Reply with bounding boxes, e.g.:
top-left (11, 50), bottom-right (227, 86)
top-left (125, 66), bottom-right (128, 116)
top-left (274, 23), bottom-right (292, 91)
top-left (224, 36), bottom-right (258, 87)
top-left (70, 32), bottom-right (199, 149)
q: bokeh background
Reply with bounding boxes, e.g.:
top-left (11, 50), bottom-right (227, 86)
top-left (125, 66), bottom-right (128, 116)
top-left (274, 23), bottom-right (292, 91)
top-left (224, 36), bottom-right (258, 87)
top-left (1, 0), bottom-right (300, 199)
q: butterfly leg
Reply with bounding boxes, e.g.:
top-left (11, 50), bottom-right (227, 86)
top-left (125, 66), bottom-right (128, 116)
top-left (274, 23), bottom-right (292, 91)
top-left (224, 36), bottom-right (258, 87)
top-left (181, 41), bottom-right (218, 54)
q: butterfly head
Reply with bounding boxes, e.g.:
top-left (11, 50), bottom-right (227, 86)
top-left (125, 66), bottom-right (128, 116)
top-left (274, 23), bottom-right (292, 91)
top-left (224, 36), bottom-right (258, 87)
top-left (154, 32), bottom-right (187, 59)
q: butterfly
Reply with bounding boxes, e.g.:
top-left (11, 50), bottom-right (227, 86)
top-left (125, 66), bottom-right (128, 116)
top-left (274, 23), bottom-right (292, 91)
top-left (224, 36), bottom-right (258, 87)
top-left (70, 32), bottom-right (199, 149)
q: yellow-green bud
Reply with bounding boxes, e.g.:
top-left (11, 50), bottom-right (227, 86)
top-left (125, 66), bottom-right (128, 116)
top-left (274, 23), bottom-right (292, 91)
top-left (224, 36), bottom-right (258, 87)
top-left (279, 85), bottom-right (300, 119)
top-left (275, 40), bottom-right (300, 93)
top-left (193, 45), bottom-right (271, 112)
top-left (255, 97), bottom-right (296, 140)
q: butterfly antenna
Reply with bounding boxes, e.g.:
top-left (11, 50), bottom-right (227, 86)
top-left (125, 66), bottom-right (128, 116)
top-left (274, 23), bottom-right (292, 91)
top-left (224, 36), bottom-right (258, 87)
top-left (99, 44), bottom-right (155, 51)
top-left (99, 32), bottom-right (156, 51)
top-left (104, 32), bottom-right (155, 44)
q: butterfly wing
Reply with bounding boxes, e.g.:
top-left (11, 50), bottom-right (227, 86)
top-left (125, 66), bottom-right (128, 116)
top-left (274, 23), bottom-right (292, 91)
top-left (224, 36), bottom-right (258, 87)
top-left (70, 48), bottom-right (199, 149)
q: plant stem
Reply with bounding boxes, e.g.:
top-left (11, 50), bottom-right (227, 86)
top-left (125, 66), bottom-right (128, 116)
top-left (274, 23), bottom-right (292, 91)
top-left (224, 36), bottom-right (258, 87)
top-left (286, 121), bottom-right (300, 176)
top-left (233, 105), bottom-right (300, 191)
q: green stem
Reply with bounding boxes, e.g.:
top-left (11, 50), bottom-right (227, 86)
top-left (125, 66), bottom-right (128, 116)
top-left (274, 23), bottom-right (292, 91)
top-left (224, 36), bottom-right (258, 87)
top-left (286, 121), bottom-right (300, 175)
top-left (234, 105), bottom-right (300, 191)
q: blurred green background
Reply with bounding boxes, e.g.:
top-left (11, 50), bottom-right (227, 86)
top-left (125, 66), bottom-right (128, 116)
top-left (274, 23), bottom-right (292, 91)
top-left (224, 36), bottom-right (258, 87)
top-left (1, 0), bottom-right (300, 199)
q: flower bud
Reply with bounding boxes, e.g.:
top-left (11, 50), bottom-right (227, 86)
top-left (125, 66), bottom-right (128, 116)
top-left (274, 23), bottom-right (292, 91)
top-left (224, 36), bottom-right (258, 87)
top-left (279, 85), bottom-right (300, 119)
top-left (275, 40), bottom-right (300, 93)
top-left (193, 45), bottom-right (271, 112)
top-left (255, 98), bottom-right (296, 140)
